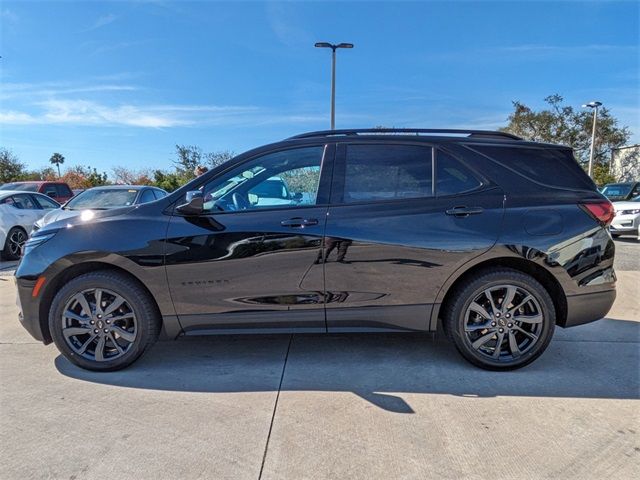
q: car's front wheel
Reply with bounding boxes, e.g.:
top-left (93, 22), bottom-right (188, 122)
top-left (443, 268), bottom-right (555, 370)
top-left (49, 271), bottom-right (160, 371)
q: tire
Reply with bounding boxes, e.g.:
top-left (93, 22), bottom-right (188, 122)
top-left (2, 226), bottom-right (27, 260)
top-left (49, 271), bottom-right (160, 371)
top-left (443, 268), bottom-right (555, 371)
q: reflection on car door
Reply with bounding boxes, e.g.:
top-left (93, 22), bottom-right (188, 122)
top-left (323, 143), bottom-right (505, 332)
top-left (165, 144), bottom-right (334, 334)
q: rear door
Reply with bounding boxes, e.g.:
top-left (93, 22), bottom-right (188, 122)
top-left (323, 142), bottom-right (504, 332)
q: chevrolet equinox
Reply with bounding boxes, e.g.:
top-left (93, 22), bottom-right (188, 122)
top-left (15, 129), bottom-right (617, 371)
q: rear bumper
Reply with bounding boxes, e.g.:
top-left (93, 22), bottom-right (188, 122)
top-left (560, 289), bottom-right (616, 328)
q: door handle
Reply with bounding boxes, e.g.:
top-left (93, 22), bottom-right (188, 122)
top-left (445, 206), bottom-right (484, 217)
top-left (280, 218), bottom-right (319, 228)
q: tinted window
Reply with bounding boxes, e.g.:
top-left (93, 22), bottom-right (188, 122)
top-left (34, 195), bottom-right (60, 209)
top-left (471, 146), bottom-right (595, 190)
top-left (66, 189), bottom-right (139, 209)
top-left (152, 189), bottom-right (167, 199)
top-left (55, 184), bottom-right (72, 197)
top-left (341, 144), bottom-right (433, 203)
top-left (436, 151), bottom-right (482, 196)
top-left (199, 146), bottom-right (324, 213)
top-left (139, 189), bottom-right (156, 204)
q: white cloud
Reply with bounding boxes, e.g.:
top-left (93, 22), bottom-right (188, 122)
top-left (0, 82), bottom-right (137, 100)
top-left (84, 13), bottom-right (118, 32)
top-left (0, 8), bottom-right (18, 24)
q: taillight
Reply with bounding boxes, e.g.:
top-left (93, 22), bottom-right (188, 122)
top-left (580, 201), bottom-right (615, 226)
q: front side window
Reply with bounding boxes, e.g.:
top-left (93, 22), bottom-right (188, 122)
top-left (12, 194), bottom-right (37, 210)
top-left (436, 151), bottom-right (482, 196)
top-left (339, 144), bottom-right (433, 203)
top-left (198, 146), bottom-right (324, 213)
top-left (139, 189), bottom-right (156, 204)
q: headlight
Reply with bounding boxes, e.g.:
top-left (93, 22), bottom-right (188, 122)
top-left (23, 232), bottom-right (56, 254)
top-left (620, 209), bottom-right (640, 215)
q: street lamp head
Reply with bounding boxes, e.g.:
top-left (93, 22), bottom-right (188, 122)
top-left (336, 43), bottom-right (354, 49)
top-left (315, 42), bottom-right (332, 48)
top-left (582, 101), bottom-right (602, 108)
top-left (315, 42), bottom-right (354, 50)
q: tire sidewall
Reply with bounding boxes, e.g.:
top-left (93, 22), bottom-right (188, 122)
top-left (450, 272), bottom-right (555, 370)
top-left (3, 227), bottom-right (25, 261)
top-left (49, 273), bottom-right (154, 371)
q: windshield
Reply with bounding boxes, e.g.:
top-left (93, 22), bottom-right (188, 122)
top-left (0, 183), bottom-right (39, 192)
top-left (601, 184), bottom-right (632, 198)
top-left (65, 189), bottom-right (139, 210)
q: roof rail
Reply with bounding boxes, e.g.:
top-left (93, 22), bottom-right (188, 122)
top-left (287, 128), bottom-right (522, 141)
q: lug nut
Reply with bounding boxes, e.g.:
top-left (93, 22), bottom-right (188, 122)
top-left (90, 320), bottom-right (95, 325)
top-left (93, 329), bottom-right (99, 334)
top-left (499, 328), bottom-right (504, 333)
top-left (97, 314), bottom-right (102, 319)
top-left (103, 329), bottom-right (109, 333)
top-left (105, 319), bottom-right (110, 324)
top-left (495, 313), bottom-right (501, 318)
top-left (508, 323), bottom-right (513, 328)
top-left (506, 313), bottom-right (511, 318)
top-left (491, 322), bottom-right (496, 327)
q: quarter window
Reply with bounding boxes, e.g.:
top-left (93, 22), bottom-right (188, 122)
top-left (436, 151), bottom-right (482, 196)
top-left (340, 144), bottom-right (433, 203)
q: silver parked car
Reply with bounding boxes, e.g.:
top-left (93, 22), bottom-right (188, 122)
top-left (34, 185), bottom-right (168, 231)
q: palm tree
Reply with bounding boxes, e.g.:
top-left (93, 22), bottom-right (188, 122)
top-left (49, 153), bottom-right (65, 178)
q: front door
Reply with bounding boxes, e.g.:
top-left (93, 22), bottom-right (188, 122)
top-left (165, 144), bottom-right (333, 334)
top-left (323, 142), bottom-right (505, 332)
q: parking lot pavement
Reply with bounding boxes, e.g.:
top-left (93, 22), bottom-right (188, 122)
top-left (0, 249), bottom-right (638, 479)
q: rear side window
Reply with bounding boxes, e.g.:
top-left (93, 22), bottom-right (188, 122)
top-left (43, 185), bottom-right (58, 197)
top-left (470, 145), bottom-right (595, 190)
top-left (152, 189), bottom-right (167, 199)
top-left (340, 144), bottom-right (433, 203)
top-left (436, 151), bottom-right (482, 196)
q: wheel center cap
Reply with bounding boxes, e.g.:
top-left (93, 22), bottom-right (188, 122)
top-left (96, 320), bottom-right (104, 329)
top-left (498, 319), bottom-right (506, 327)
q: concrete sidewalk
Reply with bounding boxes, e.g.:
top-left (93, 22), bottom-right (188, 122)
top-left (1, 272), bottom-right (638, 480)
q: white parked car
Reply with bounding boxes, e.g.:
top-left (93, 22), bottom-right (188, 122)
top-left (610, 196), bottom-right (640, 240)
top-left (0, 191), bottom-right (60, 260)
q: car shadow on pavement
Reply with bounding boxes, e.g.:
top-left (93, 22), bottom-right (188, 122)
top-left (55, 318), bottom-right (640, 413)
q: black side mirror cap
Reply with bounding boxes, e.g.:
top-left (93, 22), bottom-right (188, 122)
top-left (176, 191), bottom-right (204, 215)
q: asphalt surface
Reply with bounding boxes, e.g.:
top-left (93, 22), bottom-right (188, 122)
top-left (0, 239), bottom-right (638, 479)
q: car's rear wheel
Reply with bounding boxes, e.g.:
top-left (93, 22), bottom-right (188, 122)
top-left (2, 226), bottom-right (27, 260)
top-left (443, 268), bottom-right (555, 370)
top-left (49, 271), bottom-right (160, 371)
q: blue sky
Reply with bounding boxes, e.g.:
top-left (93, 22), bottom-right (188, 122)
top-left (1, 0), bottom-right (638, 174)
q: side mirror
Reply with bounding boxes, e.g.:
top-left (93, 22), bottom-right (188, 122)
top-left (176, 190), bottom-right (204, 215)
top-left (291, 192), bottom-right (303, 202)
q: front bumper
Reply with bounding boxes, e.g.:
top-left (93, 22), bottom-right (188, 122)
top-left (610, 213), bottom-right (640, 233)
top-left (15, 277), bottom-right (49, 344)
top-left (561, 288), bottom-right (617, 328)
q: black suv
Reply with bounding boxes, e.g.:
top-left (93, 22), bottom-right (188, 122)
top-left (15, 129), bottom-right (616, 371)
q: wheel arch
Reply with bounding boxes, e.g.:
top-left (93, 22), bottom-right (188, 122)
top-left (432, 256), bottom-right (568, 330)
top-left (37, 261), bottom-right (167, 344)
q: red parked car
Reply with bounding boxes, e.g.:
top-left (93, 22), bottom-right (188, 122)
top-left (0, 181), bottom-right (74, 204)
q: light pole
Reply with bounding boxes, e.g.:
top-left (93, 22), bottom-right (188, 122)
top-left (582, 101), bottom-right (602, 178)
top-left (315, 42), bottom-right (354, 130)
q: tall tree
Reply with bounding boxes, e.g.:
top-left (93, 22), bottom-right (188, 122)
top-left (0, 148), bottom-right (26, 183)
top-left (501, 95), bottom-right (631, 185)
top-left (205, 150), bottom-right (234, 169)
top-left (49, 152), bottom-right (65, 177)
